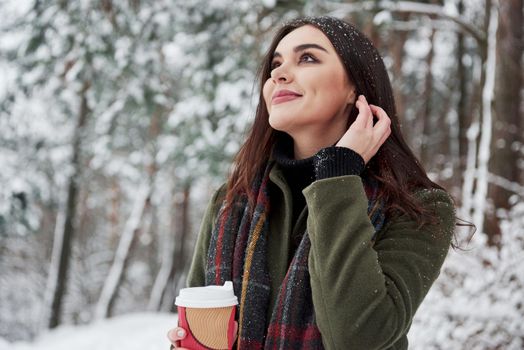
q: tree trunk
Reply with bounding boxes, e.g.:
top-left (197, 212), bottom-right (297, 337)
top-left (95, 182), bottom-right (152, 319)
top-left (456, 0), bottom-right (471, 192)
top-left (148, 197), bottom-right (175, 310)
top-left (148, 172), bottom-right (178, 311)
top-left (43, 80), bottom-right (90, 329)
top-left (472, 0), bottom-right (497, 238)
top-left (389, 12), bottom-right (410, 138)
top-left (462, 0), bottom-right (491, 222)
top-left (420, 27), bottom-right (436, 167)
top-left (160, 183), bottom-right (191, 312)
top-left (95, 106), bottom-right (161, 318)
top-left (485, 0), bottom-right (523, 240)
top-left (109, 177), bottom-right (121, 247)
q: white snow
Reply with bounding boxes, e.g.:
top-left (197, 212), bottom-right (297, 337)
top-left (261, 0), bottom-right (276, 9)
top-left (410, 202), bottom-right (524, 349)
top-left (0, 313), bottom-right (177, 350)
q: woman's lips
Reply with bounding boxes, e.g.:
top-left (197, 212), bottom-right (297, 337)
top-left (271, 90), bottom-right (302, 105)
top-left (272, 94), bottom-right (301, 105)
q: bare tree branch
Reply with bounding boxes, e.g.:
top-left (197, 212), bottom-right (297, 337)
top-left (324, 0), bottom-right (485, 44)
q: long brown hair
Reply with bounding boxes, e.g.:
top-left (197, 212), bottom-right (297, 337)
top-left (225, 16), bottom-right (446, 224)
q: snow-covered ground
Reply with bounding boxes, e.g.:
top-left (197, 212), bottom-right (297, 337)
top-left (0, 313), bottom-right (176, 350)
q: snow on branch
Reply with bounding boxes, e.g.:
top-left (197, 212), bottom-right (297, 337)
top-left (324, 0), bottom-right (485, 44)
top-left (487, 172), bottom-right (524, 198)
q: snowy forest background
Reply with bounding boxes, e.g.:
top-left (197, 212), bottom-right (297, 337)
top-left (0, 0), bottom-right (522, 348)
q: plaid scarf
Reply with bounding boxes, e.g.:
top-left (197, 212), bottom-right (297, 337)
top-left (205, 161), bottom-right (385, 349)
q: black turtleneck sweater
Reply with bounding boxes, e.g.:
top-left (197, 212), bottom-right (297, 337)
top-left (272, 133), bottom-right (366, 228)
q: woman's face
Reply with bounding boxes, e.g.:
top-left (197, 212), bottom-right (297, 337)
top-left (263, 25), bottom-right (356, 139)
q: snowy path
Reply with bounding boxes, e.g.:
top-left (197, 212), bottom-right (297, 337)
top-left (0, 313), bottom-right (177, 350)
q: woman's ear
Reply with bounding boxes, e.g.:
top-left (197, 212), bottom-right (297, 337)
top-left (346, 98), bottom-right (358, 128)
top-left (346, 89), bottom-right (357, 105)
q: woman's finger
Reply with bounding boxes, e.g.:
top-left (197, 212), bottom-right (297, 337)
top-left (354, 95), bottom-right (373, 129)
top-left (167, 327), bottom-right (188, 349)
top-left (167, 327), bottom-right (187, 341)
top-left (360, 95), bottom-right (373, 128)
top-left (374, 117), bottom-right (391, 137)
top-left (362, 97), bottom-right (374, 129)
top-left (369, 104), bottom-right (391, 150)
top-left (369, 105), bottom-right (391, 133)
top-left (376, 127), bottom-right (391, 150)
top-left (369, 104), bottom-right (388, 123)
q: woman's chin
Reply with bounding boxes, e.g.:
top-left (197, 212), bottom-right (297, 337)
top-left (268, 115), bottom-right (297, 133)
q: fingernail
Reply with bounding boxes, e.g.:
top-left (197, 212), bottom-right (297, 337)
top-left (177, 329), bottom-right (185, 337)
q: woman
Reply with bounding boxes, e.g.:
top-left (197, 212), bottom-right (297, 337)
top-left (168, 16), bottom-right (455, 350)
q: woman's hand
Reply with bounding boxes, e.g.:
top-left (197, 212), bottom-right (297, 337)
top-left (167, 322), bottom-right (239, 349)
top-left (336, 95), bottom-right (391, 164)
top-left (167, 327), bottom-right (190, 350)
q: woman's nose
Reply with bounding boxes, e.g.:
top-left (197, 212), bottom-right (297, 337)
top-left (271, 63), bottom-right (292, 83)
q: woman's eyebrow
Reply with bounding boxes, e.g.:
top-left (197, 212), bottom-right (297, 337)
top-left (294, 43), bottom-right (328, 53)
top-left (273, 43), bottom-right (329, 58)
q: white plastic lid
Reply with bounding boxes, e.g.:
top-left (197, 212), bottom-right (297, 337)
top-left (175, 281), bottom-right (238, 308)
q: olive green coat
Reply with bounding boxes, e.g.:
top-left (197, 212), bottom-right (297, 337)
top-left (186, 163), bottom-right (455, 350)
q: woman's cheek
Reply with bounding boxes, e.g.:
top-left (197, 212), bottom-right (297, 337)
top-left (262, 80), bottom-right (273, 113)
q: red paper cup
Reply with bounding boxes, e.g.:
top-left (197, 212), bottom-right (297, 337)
top-left (175, 281), bottom-right (238, 350)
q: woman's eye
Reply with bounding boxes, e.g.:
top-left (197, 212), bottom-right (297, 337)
top-left (300, 53), bottom-right (317, 63)
top-left (270, 53), bottom-right (316, 70)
